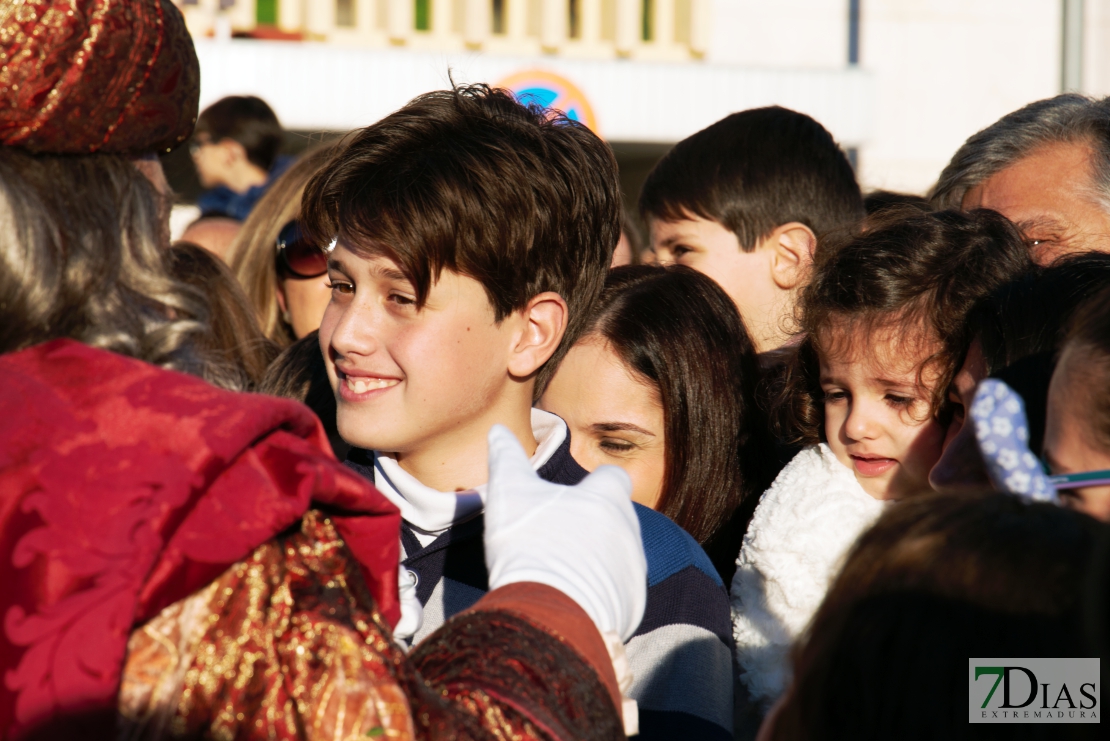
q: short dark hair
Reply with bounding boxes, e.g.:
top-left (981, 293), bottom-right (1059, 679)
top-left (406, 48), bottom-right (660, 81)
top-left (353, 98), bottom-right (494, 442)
top-left (586, 265), bottom-right (777, 582)
top-left (638, 106), bottom-right (864, 251)
top-left (301, 84), bottom-right (621, 391)
top-left (776, 208), bottom-right (1034, 444)
top-left (195, 95), bottom-right (283, 171)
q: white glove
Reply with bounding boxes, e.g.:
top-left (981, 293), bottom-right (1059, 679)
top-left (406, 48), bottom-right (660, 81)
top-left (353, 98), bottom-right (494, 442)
top-left (392, 565), bottom-right (423, 648)
top-left (483, 424), bottom-right (647, 642)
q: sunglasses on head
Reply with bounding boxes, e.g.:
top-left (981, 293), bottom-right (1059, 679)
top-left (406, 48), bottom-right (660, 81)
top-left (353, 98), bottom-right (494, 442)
top-left (276, 220), bottom-right (329, 279)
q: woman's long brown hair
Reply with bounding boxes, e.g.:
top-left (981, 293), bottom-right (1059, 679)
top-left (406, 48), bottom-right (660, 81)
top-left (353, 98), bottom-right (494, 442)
top-left (586, 264), bottom-right (778, 581)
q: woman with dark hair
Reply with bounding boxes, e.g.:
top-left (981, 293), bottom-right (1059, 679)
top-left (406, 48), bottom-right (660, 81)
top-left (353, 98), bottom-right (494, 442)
top-left (539, 264), bottom-right (778, 583)
top-left (764, 492), bottom-right (1100, 741)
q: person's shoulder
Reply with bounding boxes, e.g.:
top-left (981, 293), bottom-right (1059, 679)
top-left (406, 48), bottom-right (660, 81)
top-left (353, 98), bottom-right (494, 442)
top-left (634, 503), bottom-right (722, 590)
top-left (634, 505), bottom-right (731, 643)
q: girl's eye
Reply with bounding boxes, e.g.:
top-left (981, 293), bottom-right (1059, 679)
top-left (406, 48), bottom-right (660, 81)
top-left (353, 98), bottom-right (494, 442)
top-left (885, 394), bottom-right (914, 407)
top-left (600, 438), bottom-right (636, 453)
top-left (823, 390), bottom-right (847, 402)
top-left (327, 280), bottom-right (354, 295)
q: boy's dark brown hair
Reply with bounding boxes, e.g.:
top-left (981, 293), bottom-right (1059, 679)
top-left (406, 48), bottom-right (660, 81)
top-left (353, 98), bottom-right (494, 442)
top-left (301, 84), bottom-right (621, 393)
top-left (194, 95), bottom-right (283, 171)
top-left (775, 207), bottom-right (1033, 444)
top-left (638, 106), bottom-right (864, 250)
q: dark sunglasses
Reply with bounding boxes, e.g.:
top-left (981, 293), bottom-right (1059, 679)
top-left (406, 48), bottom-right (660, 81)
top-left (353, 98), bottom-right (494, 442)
top-left (276, 221), bottom-right (329, 279)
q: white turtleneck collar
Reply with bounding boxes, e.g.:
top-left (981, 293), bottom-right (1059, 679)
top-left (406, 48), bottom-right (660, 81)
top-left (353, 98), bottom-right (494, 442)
top-left (372, 408), bottom-right (567, 538)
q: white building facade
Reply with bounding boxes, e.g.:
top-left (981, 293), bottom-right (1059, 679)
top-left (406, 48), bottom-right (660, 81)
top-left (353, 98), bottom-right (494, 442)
top-left (175, 0), bottom-right (1106, 194)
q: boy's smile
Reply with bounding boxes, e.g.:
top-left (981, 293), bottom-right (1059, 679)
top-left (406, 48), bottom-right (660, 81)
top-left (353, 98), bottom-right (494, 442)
top-left (318, 242), bottom-right (558, 492)
top-left (335, 367), bottom-right (401, 400)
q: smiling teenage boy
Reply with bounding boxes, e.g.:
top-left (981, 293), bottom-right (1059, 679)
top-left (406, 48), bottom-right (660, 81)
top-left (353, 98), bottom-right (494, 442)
top-left (640, 106), bottom-right (864, 359)
top-left (301, 86), bottom-right (734, 740)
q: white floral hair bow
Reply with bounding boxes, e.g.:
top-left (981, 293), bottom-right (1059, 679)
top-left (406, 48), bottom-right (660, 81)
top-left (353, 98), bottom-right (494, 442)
top-left (970, 378), bottom-right (1057, 502)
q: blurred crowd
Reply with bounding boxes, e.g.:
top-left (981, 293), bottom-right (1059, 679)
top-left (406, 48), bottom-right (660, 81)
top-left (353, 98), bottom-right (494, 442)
top-left (1, 2), bottom-right (1108, 741)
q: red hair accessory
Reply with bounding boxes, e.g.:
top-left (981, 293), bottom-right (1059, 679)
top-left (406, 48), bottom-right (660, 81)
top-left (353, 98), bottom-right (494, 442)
top-left (0, 0), bottom-right (199, 154)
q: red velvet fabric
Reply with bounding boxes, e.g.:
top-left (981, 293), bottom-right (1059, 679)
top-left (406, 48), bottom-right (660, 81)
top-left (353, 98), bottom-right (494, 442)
top-left (0, 340), bottom-right (401, 737)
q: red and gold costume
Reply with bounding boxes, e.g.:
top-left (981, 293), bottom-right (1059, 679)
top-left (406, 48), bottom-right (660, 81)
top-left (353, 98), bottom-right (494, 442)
top-left (0, 341), bottom-right (624, 740)
top-left (0, 0), bottom-right (198, 154)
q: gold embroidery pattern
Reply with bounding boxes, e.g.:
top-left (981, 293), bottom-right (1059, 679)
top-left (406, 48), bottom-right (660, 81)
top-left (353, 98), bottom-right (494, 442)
top-left (120, 511), bottom-right (415, 741)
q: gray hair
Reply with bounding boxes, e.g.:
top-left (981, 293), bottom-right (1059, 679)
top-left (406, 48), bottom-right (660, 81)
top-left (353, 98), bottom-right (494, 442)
top-left (0, 148), bottom-right (249, 390)
top-left (930, 93), bottom-right (1110, 211)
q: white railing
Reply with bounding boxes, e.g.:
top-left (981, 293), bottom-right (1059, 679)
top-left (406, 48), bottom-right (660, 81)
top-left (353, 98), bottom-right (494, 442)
top-left (175, 0), bottom-right (709, 61)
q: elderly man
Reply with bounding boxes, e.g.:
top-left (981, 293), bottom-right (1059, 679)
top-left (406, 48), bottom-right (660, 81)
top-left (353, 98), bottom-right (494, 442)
top-left (931, 94), bottom-right (1110, 264)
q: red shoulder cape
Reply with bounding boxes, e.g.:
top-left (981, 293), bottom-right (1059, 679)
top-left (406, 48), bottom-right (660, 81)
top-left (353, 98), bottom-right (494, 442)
top-left (0, 340), bottom-right (400, 736)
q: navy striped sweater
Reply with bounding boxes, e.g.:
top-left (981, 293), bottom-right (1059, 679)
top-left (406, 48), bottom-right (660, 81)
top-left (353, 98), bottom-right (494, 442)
top-left (347, 433), bottom-right (734, 740)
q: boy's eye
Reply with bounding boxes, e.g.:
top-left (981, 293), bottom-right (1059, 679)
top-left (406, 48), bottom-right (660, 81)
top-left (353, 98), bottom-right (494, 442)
top-left (388, 292), bottom-right (416, 306)
top-left (327, 280), bottom-right (354, 295)
top-left (671, 245), bottom-right (693, 258)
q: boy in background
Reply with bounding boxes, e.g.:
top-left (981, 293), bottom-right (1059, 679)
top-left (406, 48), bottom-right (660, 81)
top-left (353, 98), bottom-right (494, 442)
top-left (302, 86), bottom-right (735, 740)
top-left (190, 95), bottom-right (291, 222)
top-left (640, 106), bottom-right (864, 359)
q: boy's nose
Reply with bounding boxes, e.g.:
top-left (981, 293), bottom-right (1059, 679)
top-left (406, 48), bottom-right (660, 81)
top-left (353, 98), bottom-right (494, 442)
top-left (325, 301), bottom-right (381, 359)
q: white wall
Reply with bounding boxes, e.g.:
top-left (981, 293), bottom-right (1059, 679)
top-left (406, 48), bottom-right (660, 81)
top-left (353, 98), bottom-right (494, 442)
top-left (706, 0), bottom-right (847, 68)
top-left (193, 39), bottom-right (874, 144)
top-left (858, 0), bottom-right (1061, 194)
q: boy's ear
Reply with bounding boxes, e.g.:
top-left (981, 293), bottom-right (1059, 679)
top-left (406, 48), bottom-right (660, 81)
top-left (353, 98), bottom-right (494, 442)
top-left (768, 222), bottom-right (817, 291)
top-left (507, 291), bottom-right (568, 378)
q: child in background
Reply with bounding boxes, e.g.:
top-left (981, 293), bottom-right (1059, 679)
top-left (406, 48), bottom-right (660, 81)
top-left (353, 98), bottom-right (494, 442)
top-left (303, 85), bottom-right (733, 740)
top-left (638, 106), bottom-right (863, 359)
top-left (731, 208), bottom-right (1032, 713)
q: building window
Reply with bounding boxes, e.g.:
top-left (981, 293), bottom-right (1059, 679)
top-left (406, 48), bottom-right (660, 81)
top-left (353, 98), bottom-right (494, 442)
top-left (848, 0), bottom-right (860, 65)
top-left (415, 0), bottom-right (431, 30)
top-left (337, 0), bottom-right (355, 27)
top-left (569, 0), bottom-right (581, 38)
top-left (492, 0), bottom-right (506, 34)
top-left (642, 0), bottom-right (653, 41)
top-left (257, 0), bottom-right (277, 25)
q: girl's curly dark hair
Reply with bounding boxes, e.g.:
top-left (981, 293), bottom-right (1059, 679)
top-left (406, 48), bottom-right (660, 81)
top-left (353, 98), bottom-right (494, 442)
top-left (773, 207), bottom-right (1034, 445)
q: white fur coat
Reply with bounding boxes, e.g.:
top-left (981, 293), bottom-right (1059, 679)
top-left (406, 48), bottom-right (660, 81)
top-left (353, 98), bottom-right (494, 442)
top-left (730, 443), bottom-right (885, 709)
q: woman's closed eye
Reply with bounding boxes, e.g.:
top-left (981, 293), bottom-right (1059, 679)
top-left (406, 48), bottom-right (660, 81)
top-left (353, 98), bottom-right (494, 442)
top-left (599, 437), bottom-right (637, 454)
